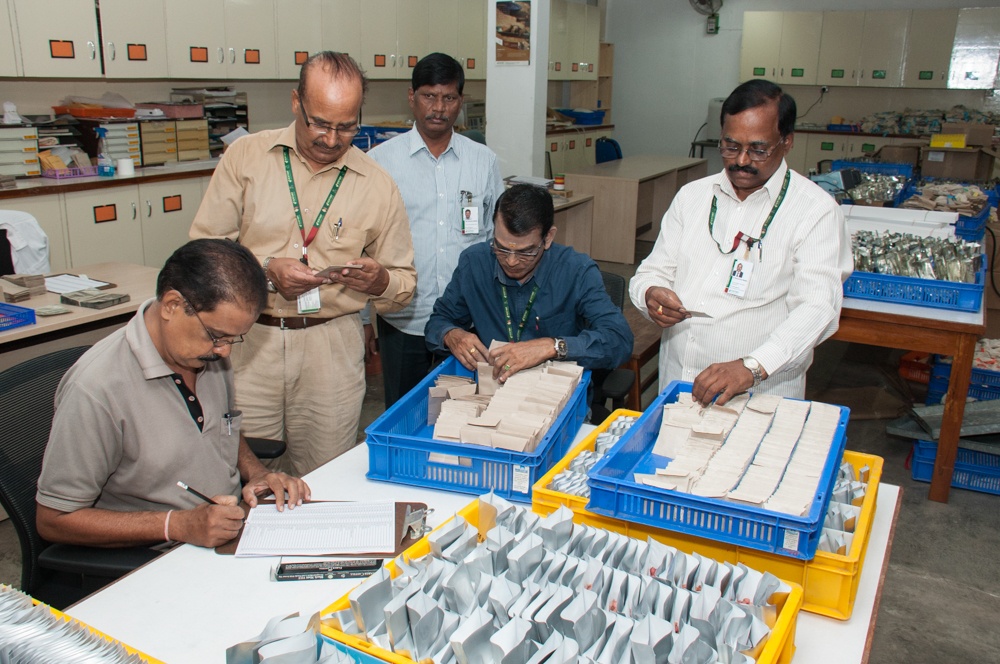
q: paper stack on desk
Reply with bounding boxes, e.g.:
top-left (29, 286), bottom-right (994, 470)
top-left (60, 289), bottom-right (130, 309)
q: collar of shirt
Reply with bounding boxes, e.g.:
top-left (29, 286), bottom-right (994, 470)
top-left (715, 159), bottom-right (789, 205)
top-left (126, 299), bottom-right (182, 381)
top-left (405, 126), bottom-right (459, 160)
top-left (267, 122), bottom-right (375, 178)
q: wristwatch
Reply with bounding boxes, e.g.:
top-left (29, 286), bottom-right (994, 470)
top-left (554, 337), bottom-right (568, 360)
top-left (262, 256), bottom-right (277, 293)
top-left (742, 356), bottom-right (765, 388)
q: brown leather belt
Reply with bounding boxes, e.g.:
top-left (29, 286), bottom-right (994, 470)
top-left (256, 314), bottom-right (334, 330)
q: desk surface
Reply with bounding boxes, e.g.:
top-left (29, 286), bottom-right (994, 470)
top-left (67, 434), bottom-right (900, 664)
top-left (552, 193), bottom-right (594, 211)
top-left (0, 263), bottom-right (157, 345)
top-left (842, 295), bottom-right (984, 332)
top-left (565, 154), bottom-right (708, 181)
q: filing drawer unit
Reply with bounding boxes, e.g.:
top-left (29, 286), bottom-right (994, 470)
top-left (175, 118), bottom-right (210, 161)
top-left (0, 126), bottom-right (41, 177)
top-left (78, 120), bottom-right (142, 167)
top-left (139, 120), bottom-right (178, 165)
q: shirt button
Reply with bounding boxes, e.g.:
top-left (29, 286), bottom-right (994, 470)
top-left (188, 396), bottom-right (196, 402)
top-left (439, 192), bottom-right (444, 198)
top-left (439, 220), bottom-right (444, 225)
top-left (174, 378), bottom-right (181, 384)
top-left (293, 243), bottom-right (300, 249)
top-left (197, 416), bottom-right (204, 422)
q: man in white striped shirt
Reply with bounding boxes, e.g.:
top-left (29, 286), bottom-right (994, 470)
top-left (629, 79), bottom-right (853, 406)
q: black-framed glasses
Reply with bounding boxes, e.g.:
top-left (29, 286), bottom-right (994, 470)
top-left (181, 295), bottom-right (244, 347)
top-left (491, 239), bottom-right (544, 262)
top-left (298, 98), bottom-right (362, 138)
top-left (719, 139), bottom-right (784, 162)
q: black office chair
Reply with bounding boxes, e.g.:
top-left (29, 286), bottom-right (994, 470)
top-left (590, 271), bottom-right (636, 423)
top-left (0, 346), bottom-right (162, 609)
top-left (595, 137), bottom-right (623, 164)
top-left (460, 129), bottom-right (487, 145)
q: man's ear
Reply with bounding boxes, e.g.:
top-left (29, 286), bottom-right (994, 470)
top-left (160, 289), bottom-right (185, 318)
top-left (543, 226), bottom-right (558, 248)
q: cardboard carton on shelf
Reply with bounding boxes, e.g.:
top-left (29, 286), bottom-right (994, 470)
top-left (941, 122), bottom-right (995, 147)
top-left (921, 146), bottom-right (999, 181)
top-left (875, 143), bottom-right (924, 168)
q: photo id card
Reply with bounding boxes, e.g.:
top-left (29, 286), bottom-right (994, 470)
top-left (297, 286), bottom-right (321, 314)
top-left (462, 205), bottom-right (480, 235)
top-left (725, 259), bottom-right (754, 298)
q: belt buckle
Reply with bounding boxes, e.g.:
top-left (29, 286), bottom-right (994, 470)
top-left (278, 317), bottom-right (290, 330)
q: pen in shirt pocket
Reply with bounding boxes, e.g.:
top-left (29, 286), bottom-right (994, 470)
top-left (223, 409), bottom-right (241, 435)
top-left (535, 316), bottom-right (540, 332)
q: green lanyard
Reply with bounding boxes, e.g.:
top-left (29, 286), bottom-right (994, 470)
top-left (708, 169), bottom-right (790, 256)
top-left (283, 147), bottom-right (347, 265)
top-left (500, 283), bottom-right (540, 342)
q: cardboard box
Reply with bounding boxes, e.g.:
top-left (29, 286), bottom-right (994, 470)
top-left (875, 144), bottom-right (922, 167)
top-left (942, 122), bottom-right (995, 147)
top-left (921, 146), bottom-right (999, 181)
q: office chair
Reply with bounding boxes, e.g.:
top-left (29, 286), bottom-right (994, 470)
top-left (459, 129), bottom-right (487, 145)
top-left (595, 137), bottom-right (623, 164)
top-left (590, 271), bottom-right (636, 423)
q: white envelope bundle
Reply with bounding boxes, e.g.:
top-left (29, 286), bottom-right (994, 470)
top-left (326, 498), bottom-right (790, 664)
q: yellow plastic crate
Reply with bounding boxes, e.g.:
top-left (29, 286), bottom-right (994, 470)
top-left (32, 600), bottom-right (164, 663)
top-left (320, 498), bottom-right (803, 664)
top-left (533, 427), bottom-right (882, 621)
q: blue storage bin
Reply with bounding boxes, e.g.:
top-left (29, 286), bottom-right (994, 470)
top-left (556, 108), bottom-right (606, 125)
top-left (843, 256), bottom-right (985, 313)
top-left (320, 636), bottom-right (386, 663)
top-left (833, 160), bottom-right (912, 206)
top-left (911, 440), bottom-right (1000, 496)
top-left (899, 181), bottom-right (993, 241)
top-left (365, 356), bottom-right (590, 502)
top-left (924, 357), bottom-right (1000, 405)
top-left (0, 303), bottom-right (35, 332)
top-left (586, 381), bottom-right (849, 560)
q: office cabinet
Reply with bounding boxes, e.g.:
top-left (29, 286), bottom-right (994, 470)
top-left (64, 188), bottom-right (146, 267)
top-left (858, 11), bottom-right (909, 88)
top-left (99, 0), bottom-right (168, 78)
top-left (739, 12), bottom-right (781, 81)
top-left (275, 0), bottom-right (321, 80)
top-left (321, 0), bottom-right (362, 62)
top-left (224, 0), bottom-right (276, 79)
top-left (138, 180), bottom-right (202, 269)
top-left (902, 9), bottom-right (958, 89)
top-left (949, 7), bottom-right (1000, 90)
top-left (816, 12), bottom-right (864, 86)
top-left (740, 12), bottom-right (821, 85)
top-left (799, 133), bottom-right (892, 174)
top-left (360, 0), bottom-right (428, 81)
top-left (164, 0), bottom-right (275, 79)
top-left (12, 0), bottom-right (101, 77)
top-left (567, 1), bottom-right (599, 81)
top-left (0, 0), bottom-right (20, 77)
top-left (549, 0), bottom-right (569, 80)
top-left (428, 0), bottom-right (486, 81)
top-left (546, 129), bottom-right (611, 177)
top-left (0, 194), bottom-right (69, 273)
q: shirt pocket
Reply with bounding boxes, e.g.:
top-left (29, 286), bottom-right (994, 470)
top-left (314, 225), bottom-right (368, 267)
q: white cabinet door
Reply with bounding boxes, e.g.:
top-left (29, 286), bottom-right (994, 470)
top-left (396, 0), bottom-right (429, 79)
top-left (949, 7), bottom-right (1000, 90)
top-left (139, 179), bottom-right (202, 269)
top-left (0, 194), bottom-right (68, 272)
top-left (165, 0), bottom-right (227, 79)
top-left (549, 0), bottom-right (569, 81)
top-left (566, 1), bottom-right (592, 81)
top-left (13, 0), bottom-right (101, 77)
top-left (64, 187), bottom-right (145, 268)
top-left (224, 0), bottom-right (277, 79)
top-left (784, 135), bottom-right (810, 176)
top-left (275, 0), bottom-right (321, 80)
top-left (100, 0), bottom-right (168, 78)
top-left (361, 0), bottom-right (398, 79)
top-left (816, 11), bottom-right (863, 87)
top-left (740, 11), bottom-right (782, 82)
top-left (902, 9), bottom-right (957, 89)
top-left (457, 0), bottom-right (485, 81)
top-left (858, 10), bottom-right (909, 88)
top-left (776, 12), bottom-right (822, 85)
top-left (0, 0), bottom-right (20, 77)
top-left (321, 0), bottom-right (362, 59)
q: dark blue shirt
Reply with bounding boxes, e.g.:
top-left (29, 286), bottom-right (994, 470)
top-left (425, 242), bottom-right (633, 370)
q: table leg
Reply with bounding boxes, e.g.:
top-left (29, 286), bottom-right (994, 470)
top-left (929, 332), bottom-right (978, 502)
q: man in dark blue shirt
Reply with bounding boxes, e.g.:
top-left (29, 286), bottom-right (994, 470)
top-left (425, 184), bottom-right (632, 383)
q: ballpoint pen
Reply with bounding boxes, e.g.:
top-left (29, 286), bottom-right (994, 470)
top-left (335, 217), bottom-right (343, 240)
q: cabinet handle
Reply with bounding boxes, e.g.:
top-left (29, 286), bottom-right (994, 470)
top-left (217, 47), bottom-right (225, 64)
top-left (131, 202), bottom-right (137, 220)
top-left (146, 200), bottom-right (152, 217)
top-left (88, 41), bottom-right (96, 60)
top-left (391, 54), bottom-right (396, 67)
top-left (107, 42), bottom-right (115, 61)
top-left (229, 47), bottom-right (235, 64)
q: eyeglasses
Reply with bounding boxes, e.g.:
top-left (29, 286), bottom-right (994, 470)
top-left (298, 98), bottom-right (362, 138)
top-left (719, 139), bottom-right (784, 162)
top-left (181, 295), bottom-right (244, 347)
top-left (491, 240), bottom-right (544, 262)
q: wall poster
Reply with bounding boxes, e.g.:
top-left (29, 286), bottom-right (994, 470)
top-left (495, 1), bottom-right (531, 65)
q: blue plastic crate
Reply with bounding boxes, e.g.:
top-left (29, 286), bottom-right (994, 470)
top-left (899, 181), bottom-right (992, 240)
top-left (320, 636), bottom-right (385, 663)
top-left (556, 108), bottom-right (606, 125)
top-left (911, 440), bottom-right (1000, 496)
top-left (924, 358), bottom-right (1000, 405)
top-left (843, 257), bottom-right (985, 312)
top-left (0, 302), bottom-right (36, 332)
top-left (365, 356), bottom-right (590, 502)
top-left (834, 160), bottom-right (912, 206)
top-left (586, 381), bottom-right (850, 560)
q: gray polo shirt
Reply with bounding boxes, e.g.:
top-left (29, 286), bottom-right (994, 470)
top-left (37, 299), bottom-right (242, 514)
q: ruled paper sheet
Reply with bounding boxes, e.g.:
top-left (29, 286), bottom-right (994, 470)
top-left (235, 502), bottom-right (396, 557)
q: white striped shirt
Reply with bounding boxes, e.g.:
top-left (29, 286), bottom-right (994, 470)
top-left (629, 162), bottom-right (853, 397)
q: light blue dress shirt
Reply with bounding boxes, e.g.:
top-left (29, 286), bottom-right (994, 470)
top-left (368, 128), bottom-right (505, 336)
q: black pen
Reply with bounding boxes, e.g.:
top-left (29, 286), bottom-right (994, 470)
top-left (177, 481), bottom-right (219, 505)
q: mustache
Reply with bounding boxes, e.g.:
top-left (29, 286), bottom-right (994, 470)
top-left (425, 114), bottom-right (450, 123)
top-left (728, 163), bottom-right (759, 175)
top-left (198, 353), bottom-right (222, 362)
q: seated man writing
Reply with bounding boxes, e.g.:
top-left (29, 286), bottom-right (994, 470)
top-left (425, 184), bottom-right (632, 383)
top-left (36, 239), bottom-right (310, 549)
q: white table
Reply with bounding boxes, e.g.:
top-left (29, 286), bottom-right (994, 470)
top-left (66, 436), bottom-right (900, 664)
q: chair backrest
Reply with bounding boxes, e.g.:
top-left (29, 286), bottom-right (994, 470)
top-left (595, 137), bottom-right (623, 164)
top-left (459, 129), bottom-right (487, 145)
top-left (0, 346), bottom-right (89, 593)
top-left (600, 270), bottom-right (627, 311)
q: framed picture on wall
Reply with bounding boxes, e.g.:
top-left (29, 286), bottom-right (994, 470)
top-left (496, 1), bottom-right (531, 65)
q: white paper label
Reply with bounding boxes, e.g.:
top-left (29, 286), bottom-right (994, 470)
top-left (927, 151), bottom-right (945, 163)
top-left (782, 528), bottom-right (800, 551)
top-left (512, 464), bottom-right (530, 493)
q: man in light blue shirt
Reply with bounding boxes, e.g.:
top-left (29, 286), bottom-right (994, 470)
top-left (369, 52), bottom-right (505, 407)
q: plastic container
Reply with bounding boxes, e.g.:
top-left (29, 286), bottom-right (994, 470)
top-left (320, 636), bottom-right (388, 663)
top-left (52, 105), bottom-right (136, 118)
top-left (94, 127), bottom-right (115, 177)
top-left (924, 356), bottom-right (1000, 405)
top-left (843, 257), bottom-right (985, 313)
top-left (365, 356), bottom-right (590, 502)
top-left (0, 302), bottom-right (37, 332)
top-left (42, 165), bottom-right (99, 179)
top-left (556, 108), bottom-right (606, 125)
top-left (833, 160), bottom-right (912, 206)
top-left (587, 381), bottom-right (850, 560)
top-left (911, 440), bottom-right (1000, 495)
top-left (826, 124), bottom-right (861, 132)
top-left (321, 499), bottom-right (804, 664)
top-left (898, 181), bottom-right (992, 241)
top-left (898, 351), bottom-right (932, 384)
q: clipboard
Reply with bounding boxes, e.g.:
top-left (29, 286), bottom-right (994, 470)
top-left (215, 501), bottom-right (429, 556)
top-left (45, 273), bottom-right (117, 290)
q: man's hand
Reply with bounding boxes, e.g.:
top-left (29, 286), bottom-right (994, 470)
top-left (323, 257), bottom-right (390, 296)
top-left (267, 257), bottom-right (325, 299)
top-left (443, 328), bottom-right (490, 371)
top-left (490, 338), bottom-right (555, 382)
top-left (171, 495), bottom-right (245, 548)
top-left (242, 472), bottom-right (311, 511)
top-left (691, 359), bottom-right (756, 406)
top-left (645, 286), bottom-right (691, 328)
top-left (363, 323), bottom-right (379, 363)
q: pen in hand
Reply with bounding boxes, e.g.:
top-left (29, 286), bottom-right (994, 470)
top-left (177, 481), bottom-right (219, 505)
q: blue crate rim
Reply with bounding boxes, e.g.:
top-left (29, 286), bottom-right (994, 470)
top-left (843, 254), bottom-right (986, 313)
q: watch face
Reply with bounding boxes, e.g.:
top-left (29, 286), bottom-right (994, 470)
top-left (743, 357), bottom-right (759, 370)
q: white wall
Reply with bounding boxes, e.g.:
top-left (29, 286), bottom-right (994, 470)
top-left (605, 0), bottom-right (1000, 161)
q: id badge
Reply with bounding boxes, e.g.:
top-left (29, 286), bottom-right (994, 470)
top-left (297, 287), bottom-right (321, 314)
top-left (462, 205), bottom-right (480, 235)
top-left (724, 259), bottom-right (754, 298)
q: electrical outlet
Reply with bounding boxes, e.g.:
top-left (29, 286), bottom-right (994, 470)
top-left (821, 86), bottom-right (829, 94)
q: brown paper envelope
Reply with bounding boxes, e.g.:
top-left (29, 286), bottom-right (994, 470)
top-left (492, 432), bottom-right (532, 452)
